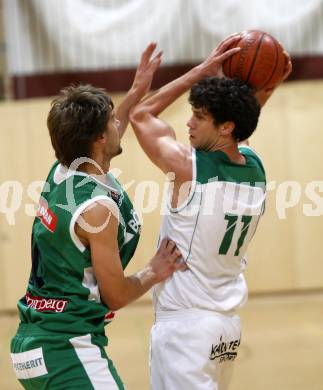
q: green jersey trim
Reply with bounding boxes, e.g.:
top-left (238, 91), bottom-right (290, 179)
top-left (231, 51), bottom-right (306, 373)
top-left (238, 145), bottom-right (266, 179)
top-left (196, 148), bottom-right (266, 186)
top-left (69, 195), bottom-right (120, 252)
top-left (53, 163), bottom-right (123, 197)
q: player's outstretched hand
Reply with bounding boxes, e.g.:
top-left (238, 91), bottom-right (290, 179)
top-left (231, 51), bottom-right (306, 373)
top-left (196, 33), bottom-right (241, 78)
top-left (131, 42), bottom-right (162, 99)
top-left (150, 238), bottom-right (187, 283)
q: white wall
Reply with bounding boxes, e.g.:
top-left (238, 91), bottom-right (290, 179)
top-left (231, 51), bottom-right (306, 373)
top-left (3, 0), bottom-right (323, 75)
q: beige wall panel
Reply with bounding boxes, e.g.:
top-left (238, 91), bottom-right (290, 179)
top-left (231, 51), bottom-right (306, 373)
top-left (0, 99), bottom-right (53, 309)
top-left (0, 105), bottom-right (30, 309)
top-left (245, 81), bottom-right (323, 291)
top-left (282, 81), bottom-right (323, 288)
top-left (0, 101), bottom-right (34, 309)
top-left (244, 86), bottom-right (299, 291)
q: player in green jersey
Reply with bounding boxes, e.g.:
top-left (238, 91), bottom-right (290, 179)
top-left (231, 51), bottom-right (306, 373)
top-left (10, 43), bottom-right (185, 390)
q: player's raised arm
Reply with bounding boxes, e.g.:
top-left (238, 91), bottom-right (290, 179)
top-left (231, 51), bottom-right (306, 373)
top-left (115, 42), bottom-right (162, 139)
top-left (129, 35), bottom-right (242, 176)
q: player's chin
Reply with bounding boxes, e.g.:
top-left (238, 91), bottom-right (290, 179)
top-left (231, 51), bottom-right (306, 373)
top-left (112, 145), bottom-right (123, 157)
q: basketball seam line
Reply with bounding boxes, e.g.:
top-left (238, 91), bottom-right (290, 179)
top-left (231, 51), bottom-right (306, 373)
top-left (245, 32), bottom-right (265, 87)
top-left (259, 39), bottom-right (279, 90)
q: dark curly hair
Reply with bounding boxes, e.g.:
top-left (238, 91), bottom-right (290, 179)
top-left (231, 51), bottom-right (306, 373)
top-left (47, 84), bottom-right (114, 167)
top-left (189, 77), bottom-right (260, 142)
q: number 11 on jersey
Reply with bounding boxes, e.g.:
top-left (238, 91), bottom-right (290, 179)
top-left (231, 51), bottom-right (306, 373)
top-left (219, 214), bottom-right (253, 256)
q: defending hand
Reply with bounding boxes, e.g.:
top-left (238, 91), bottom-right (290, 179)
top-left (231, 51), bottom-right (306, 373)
top-left (131, 42), bottom-right (162, 99)
top-left (149, 238), bottom-right (187, 283)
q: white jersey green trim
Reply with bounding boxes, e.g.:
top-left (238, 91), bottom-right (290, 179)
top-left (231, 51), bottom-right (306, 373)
top-left (153, 147), bottom-right (266, 313)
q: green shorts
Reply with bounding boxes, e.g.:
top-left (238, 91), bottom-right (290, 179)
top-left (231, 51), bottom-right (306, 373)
top-left (10, 324), bottom-right (124, 390)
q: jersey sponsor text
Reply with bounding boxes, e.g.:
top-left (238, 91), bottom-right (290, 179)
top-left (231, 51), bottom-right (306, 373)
top-left (36, 198), bottom-right (57, 232)
top-left (25, 292), bottom-right (67, 313)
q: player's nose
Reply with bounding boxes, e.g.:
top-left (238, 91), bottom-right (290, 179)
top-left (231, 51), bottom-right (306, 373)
top-left (186, 117), bottom-right (194, 129)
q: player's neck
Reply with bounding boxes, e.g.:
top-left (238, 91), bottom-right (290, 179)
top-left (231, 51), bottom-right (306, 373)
top-left (77, 157), bottom-right (111, 184)
top-left (211, 142), bottom-right (246, 165)
top-left (222, 144), bottom-right (246, 164)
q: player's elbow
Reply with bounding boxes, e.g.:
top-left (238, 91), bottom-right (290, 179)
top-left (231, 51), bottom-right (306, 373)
top-left (129, 105), bottom-right (149, 126)
top-left (102, 294), bottom-right (127, 311)
top-left (107, 301), bottom-right (123, 311)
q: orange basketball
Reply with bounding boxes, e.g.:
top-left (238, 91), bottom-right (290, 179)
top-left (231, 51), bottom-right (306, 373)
top-left (223, 30), bottom-right (286, 90)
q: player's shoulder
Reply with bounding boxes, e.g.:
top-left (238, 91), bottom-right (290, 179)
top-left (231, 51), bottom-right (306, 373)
top-left (238, 145), bottom-right (265, 174)
top-left (162, 140), bottom-right (192, 181)
top-left (45, 160), bottom-right (60, 182)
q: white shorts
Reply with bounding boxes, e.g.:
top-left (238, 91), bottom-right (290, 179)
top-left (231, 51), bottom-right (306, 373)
top-left (150, 309), bottom-right (241, 390)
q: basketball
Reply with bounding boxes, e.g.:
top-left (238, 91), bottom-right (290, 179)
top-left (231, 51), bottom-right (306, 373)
top-left (223, 30), bottom-right (286, 91)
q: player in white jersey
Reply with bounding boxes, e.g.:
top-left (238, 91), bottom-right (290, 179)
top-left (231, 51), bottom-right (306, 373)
top-left (130, 35), bottom-right (292, 389)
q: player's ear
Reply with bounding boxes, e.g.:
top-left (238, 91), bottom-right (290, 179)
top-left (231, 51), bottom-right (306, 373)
top-left (96, 131), bottom-right (108, 144)
top-left (220, 121), bottom-right (235, 136)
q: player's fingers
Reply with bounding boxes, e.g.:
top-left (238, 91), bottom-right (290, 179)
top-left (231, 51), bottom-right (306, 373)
top-left (228, 32), bottom-right (241, 38)
top-left (216, 47), bottom-right (240, 63)
top-left (153, 50), bottom-right (163, 60)
top-left (282, 52), bottom-right (292, 79)
top-left (217, 35), bottom-right (241, 53)
top-left (151, 59), bottom-right (162, 74)
top-left (150, 51), bottom-right (163, 67)
top-left (149, 60), bottom-right (162, 75)
top-left (221, 32), bottom-right (241, 44)
top-left (159, 237), bottom-right (168, 250)
top-left (217, 66), bottom-right (225, 77)
top-left (169, 249), bottom-right (183, 265)
top-left (283, 50), bottom-right (291, 63)
top-left (141, 42), bottom-right (157, 64)
top-left (166, 240), bottom-right (177, 253)
top-left (174, 248), bottom-right (182, 258)
top-left (221, 32), bottom-right (242, 44)
top-left (175, 261), bottom-right (188, 272)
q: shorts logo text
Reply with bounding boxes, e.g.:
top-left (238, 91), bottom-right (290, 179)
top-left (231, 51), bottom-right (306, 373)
top-left (209, 336), bottom-right (240, 363)
top-left (13, 357), bottom-right (43, 371)
top-left (11, 347), bottom-right (48, 379)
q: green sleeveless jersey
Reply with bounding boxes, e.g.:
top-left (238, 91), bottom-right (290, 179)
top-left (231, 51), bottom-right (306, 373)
top-left (17, 162), bottom-right (140, 343)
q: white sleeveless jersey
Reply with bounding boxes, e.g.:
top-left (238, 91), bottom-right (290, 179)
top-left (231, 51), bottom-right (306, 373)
top-left (153, 146), bottom-right (266, 313)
